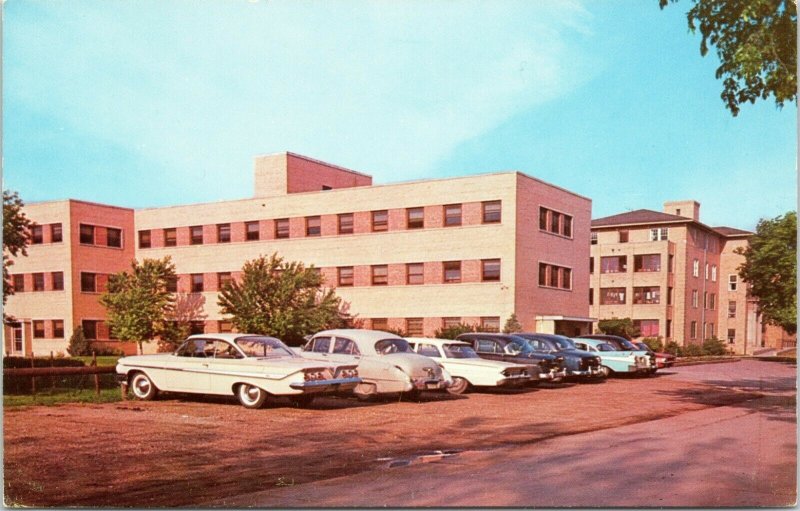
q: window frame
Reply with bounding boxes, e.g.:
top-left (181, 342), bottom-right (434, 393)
top-left (245, 221), bottom-right (260, 241)
top-left (371, 210), bottom-right (388, 232)
top-left (217, 223), bottom-right (231, 243)
top-left (32, 273), bottom-right (45, 292)
top-left (33, 320), bottom-right (46, 339)
top-left (164, 228), bottom-right (177, 247)
top-left (51, 271), bottom-right (64, 291)
top-left (305, 216), bottom-right (321, 237)
top-left (406, 263), bottom-right (424, 285)
top-left (106, 227), bottom-right (123, 248)
top-left (337, 266), bottom-right (354, 287)
top-left (139, 230), bottom-right (152, 249)
top-left (52, 320), bottom-right (65, 338)
top-left (275, 219), bottom-right (290, 239)
top-left (444, 204), bottom-right (462, 227)
top-left (79, 224), bottom-right (95, 245)
top-left (50, 223), bottom-right (63, 243)
top-left (481, 259), bottom-right (501, 282)
top-left (443, 261), bottom-right (462, 283)
top-left (371, 265), bottom-right (388, 286)
top-left (482, 201), bottom-right (501, 224)
top-left (191, 273), bottom-right (204, 293)
top-left (190, 226), bottom-right (204, 245)
top-left (31, 225), bottom-right (44, 244)
top-left (406, 207), bottom-right (424, 229)
top-left (337, 213), bottom-right (354, 235)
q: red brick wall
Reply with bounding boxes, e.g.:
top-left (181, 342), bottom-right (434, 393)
top-left (285, 153), bottom-right (372, 193)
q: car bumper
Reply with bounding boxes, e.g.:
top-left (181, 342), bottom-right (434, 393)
top-left (539, 369), bottom-right (568, 381)
top-left (411, 377), bottom-right (449, 390)
top-left (569, 366), bottom-right (605, 378)
top-left (290, 377), bottom-right (362, 393)
top-left (496, 375), bottom-right (532, 387)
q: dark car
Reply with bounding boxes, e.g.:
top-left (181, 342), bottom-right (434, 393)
top-left (633, 342), bottom-right (676, 369)
top-left (515, 333), bottom-right (605, 381)
top-left (578, 334), bottom-right (657, 374)
top-left (456, 333), bottom-right (567, 385)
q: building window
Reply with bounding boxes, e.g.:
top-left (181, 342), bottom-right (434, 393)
top-left (634, 254), bottom-right (661, 272)
top-left (217, 272), bottom-right (232, 290)
top-left (633, 286), bottom-right (660, 304)
top-left (80, 224), bottom-right (95, 245)
top-left (53, 320), bottom-right (64, 338)
top-left (482, 259), bottom-right (501, 282)
top-left (107, 228), bottom-right (122, 248)
top-left (600, 287), bottom-right (626, 305)
top-left (590, 257), bottom-right (594, 274)
top-left (703, 291), bottom-right (708, 309)
top-left (443, 261), bottom-right (461, 283)
top-left (589, 288), bottom-right (594, 305)
top-left (668, 254), bottom-right (674, 273)
top-left (538, 207), bottom-right (548, 230)
top-left (31, 225), bottom-right (43, 244)
top-left (540, 207), bottom-right (573, 237)
top-left (727, 329), bottom-right (736, 344)
top-left (371, 265), bottom-right (388, 286)
top-left (80, 273), bottom-right (96, 293)
top-left (139, 230), bottom-right (152, 248)
top-left (709, 293), bottom-right (716, 310)
top-left (245, 221), bottom-right (260, 241)
top-left (12, 274), bottom-right (24, 292)
top-left (482, 201), bottom-right (501, 223)
top-left (166, 276), bottom-right (178, 293)
top-left (337, 214), bottom-right (354, 235)
top-left (692, 289), bottom-right (699, 308)
top-left (406, 318), bottom-right (424, 336)
top-left (705, 263), bottom-right (710, 280)
top-left (338, 267), bottom-right (354, 287)
top-left (711, 265), bottom-right (717, 282)
top-left (706, 322), bottom-right (715, 338)
top-left (591, 232), bottom-right (598, 245)
top-left (690, 321), bottom-right (697, 340)
top-left (667, 287), bottom-right (673, 305)
top-left (52, 272), bottom-right (64, 291)
top-left (164, 228), bottom-right (177, 247)
top-left (32, 273), bottom-right (45, 292)
top-left (550, 265), bottom-right (559, 288)
top-left (692, 259), bottom-right (700, 277)
top-left (480, 317), bottom-right (500, 332)
top-left (538, 264), bottom-right (547, 286)
top-left (442, 317), bottom-right (461, 329)
top-left (406, 207), bottom-right (424, 229)
top-left (619, 230), bottom-right (629, 243)
top-left (650, 228), bottom-right (668, 241)
top-left (561, 268), bottom-right (572, 289)
top-left (190, 226), bottom-right (204, 245)
top-left (51, 223), bottom-right (63, 243)
top-left (219, 321), bottom-right (233, 333)
top-left (305, 216), bottom-right (321, 237)
top-left (371, 318), bottom-right (388, 331)
top-left (666, 320), bottom-right (672, 338)
top-left (406, 263), bottom-right (424, 285)
top-left (728, 300), bottom-right (737, 318)
top-left (539, 263), bottom-right (572, 289)
top-left (217, 223), bottom-right (231, 243)
top-left (633, 319), bottom-right (659, 337)
top-left (444, 204), bottom-right (462, 227)
top-left (190, 321), bottom-right (205, 335)
top-left (275, 219), bottom-right (290, 239)
top-left (600, 256), bottom-right (627, 273)
top-left (82, 320), bottom-right (98, 340)
top-left (728, 274), bottom-right (738, 291)
top-left (372, 210), bottom-right (388, 232)
top-left (563, 216), bottom-right (572, 237)
top-left (33, 320), bottom-right (46, 338)
top-left (191, 274), bottom-right (204, 293)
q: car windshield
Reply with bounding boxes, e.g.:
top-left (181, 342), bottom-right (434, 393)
top-left (635, 342), bottom-right (654, 353)
top-left (618, 339), bottom-right (639, 350)
top-left (235, 336), bottom-right (295, 358)
top-left (597, 343), bottom-right (616, 352)
top-left (443, 344), bottom-right (480, 359)
top-left (374, 338), bottom-right (411, 355)
top-left (551, 337), bottom-right (576, 350)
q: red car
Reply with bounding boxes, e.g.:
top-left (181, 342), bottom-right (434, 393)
top-left (634, 342), bottom-right (675, 369)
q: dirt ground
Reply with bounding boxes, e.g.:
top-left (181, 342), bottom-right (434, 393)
top-left (3, 371), bottom-right (761, 507)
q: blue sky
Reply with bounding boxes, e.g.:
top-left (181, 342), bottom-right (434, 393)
top-left (4, 0), bottom-right (796, 230)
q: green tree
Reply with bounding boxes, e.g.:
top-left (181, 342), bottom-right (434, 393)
top-left (3, 190), bottom-right (34, 308)
top-left (703, 337), bottom-right (728, 355)
top-left (217, 253), bottom-right (351, 346)
top-left (642, 337), bottom-right (664, 352)
top-left (67, 326), bottom-right (91, 356)
top-left (660, 0), bottom-right (797, 116)
top-left (736, 211), bottom-right (796, 334)
top-left (597, 318), bottom-right (641, 340)
top-left (434, 323), bottom-right (476, 340)
top-left (99, 257), bottom-right (177, 354)
top-left (502, 313), bottom-right (523, 334)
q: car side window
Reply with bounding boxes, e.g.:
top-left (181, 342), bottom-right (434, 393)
top-left (475, 339), bottom-right (499, 353)
top-left (212, 340), bottom-right (242, 359)
top-left (310, 337), bottom-right (332, 353)
top-left (332, 338), bottom-right (360, 355)
top-left (417, 343), bottom-right (440, 357)
top-left (177, 339), bottom-right (207, 357)
top-left (505, 342), bottom-right (523, 355)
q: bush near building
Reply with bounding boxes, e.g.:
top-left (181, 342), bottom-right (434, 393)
top-left (641, 337), bottom-right (664, 352)
top-left (435, 323), bottom-right (477, 340)
top-left (597, 318), bottom-right (640, 340)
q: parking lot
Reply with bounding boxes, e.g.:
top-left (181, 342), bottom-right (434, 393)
top-left (3, 360), bottom-right (795, 507)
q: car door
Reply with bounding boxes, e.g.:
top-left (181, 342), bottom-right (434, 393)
top-left (203, 339), bottom-right (244, 394)
top-left (473, 338), bottom-right (505, 362)
top-left (167, 338), bottom-right (213, 392)
top-left (328, 336), bottom-right (362, 366)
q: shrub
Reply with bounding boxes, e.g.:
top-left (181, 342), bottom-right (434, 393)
top-left (664, 341), bottom-right (683, 357)
top-left (683, 343), bottom-right (704, 357)
top-left (90, 344), bottom-right (125, 356)
top-left (434, 323), bottom-right (476, 340)
top-left (597, 318), bottom-right (640, 340)
top-left (502, 314), bottom-right (523, 334)
top-left (642, 337), bottom-right (664, 352)
top-left (703, 337), bottom-right (727, 356)
top-left (67, 326), bottom-right (91, 356)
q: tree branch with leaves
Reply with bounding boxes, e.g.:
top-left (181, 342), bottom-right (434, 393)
top-left (3, 190), bottom-right (34, 310)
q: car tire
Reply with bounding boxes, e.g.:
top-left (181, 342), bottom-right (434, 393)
top-left (599, 366), bottom-right (612, 378)
top-left (130, 372), bottom-right (158, 400)
top-left (289, 395), bottom-right (315, 408)
top-left (447, 377), bottom-right (469, 395)
top-left (237, 384), bottom-right (268, 409)
top-left (402, 388), bottom-right (422, 401)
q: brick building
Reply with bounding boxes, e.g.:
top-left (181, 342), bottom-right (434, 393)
top-left (589, 200), bottom-right (770, 354)
top-left (4, 152), bottom-right (594, 356)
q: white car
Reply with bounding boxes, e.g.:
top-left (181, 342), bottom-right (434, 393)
top-left (116, 334), bottom-right (361, 409)
top-left (299, 329), bottom-right (449, 399)
top-left (406, 338), bottom-right (531, 394)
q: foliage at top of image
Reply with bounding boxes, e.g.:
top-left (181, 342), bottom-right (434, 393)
top-left (218, 253), bottom-right (356, 346)
top-left (660, 0), bottom-right (797, 116)
top-left (736, 211), bottom-right (797, 334)
top-left (3, 190), bottom-right (33, 309)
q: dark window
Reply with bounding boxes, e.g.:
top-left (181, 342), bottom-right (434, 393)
top-left (52, 320), bottom-right (64, 338)
top-left (81, 273), bottom-right (97, 293)
top-left (338, 267), bottom-right (354, 287)
top-left (33, 320), bottom-right (45, 338)
top-left (51, 271), bottom-right (64, 291)
top-left (600, 256), bottom-right (628, 273)
top-left (539, 263), bottom-right (572, 289)
top-left (217, 223), bottom-right (231, 243)
top-left (80, 224), bottom-right (95, 244)
top-left (589, 288), bottom-right (594, 305)
top-left (407, 263), bottom-right (424, 285)
top-left (32, 273), bottom-right (45, 292)
top-left (190, 321), bottom-right (205, 335)
top-left (550, 210), bottom-right (560, 233)
top-left (245, 221), bottom-right (260, 241)
top-left (563, 216), bottom-right (572, 237)
top-left (191, 274), bottom-right (204, 293)
top-left (591, 232), bottom-right (598, 245)
top-left (444, 204), bottom-right (462, 226)
top-left (480, 317), bottom-right (500, 332)
top-left (12, 274), bottom-right (24, 292)
top-left (550, 266), bottom-right (559, 288)
top-left (619, 230), bottom-right (629, 243)
top-left (139, 230), bottom-right (152, 249)
top-left (82, 320), bottom-right (98, 340)
top-left (190, 226), bottom-right (203, 245)
top-left (634, 254), bottom-right (661, 272)
top-left (338, 214), bottom-right (354, 235)
top-left (600, 287), bottom-right (626, 305)
top-left (306, 216), bottom-right (321, 237)
top-left (561, 268), bottom-right (571, 290)
top-left (482, 259), bottom-right (501, 281)
top-left (442, 317), bottom-right (461, 329)
top-left (275, 219), bottom-right (290, 239)
top-left (217, 272), bottom-right (232, 290)
top-left (107, 228), bottom-right (122, 248)
top-left (590, 257), bottom-right (594, 274)
top-left (166, 276), bottom-right (178, 293)
top-left (443, 261), bottom-right (461, 283)
top-left (371, 318), bottom-right (388, 331)
top-left (482, 201), bottom-right (501, 223)
top-left (372, 210), bottom-right (388, 232)
top-left (31, 225), bottom-right (43, 244)
top-left (538, 264), bottom-right (547, 286)
top-left (406, 318), bottom-right (424, 336)
top-left (407, 208), bottom-right (424, 229)
top-left (372, 265), bottom-right (388, 285)
top-left (50, 223), bottom-right (63, 243)
top-left (164, 228), bottom-right (177, 247)
top-left (539, 207), bottom-right (548, 230)
top-left (633, 286), bottom-right (660, 304)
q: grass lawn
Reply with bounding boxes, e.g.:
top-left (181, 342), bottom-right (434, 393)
top-left (4, 388), bottom-right (123, 407)
top-left (73, 355), bottom-right (121, 367)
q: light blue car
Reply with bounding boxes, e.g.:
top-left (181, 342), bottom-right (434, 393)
top-left (570, 338), bottom-right (650, 377)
